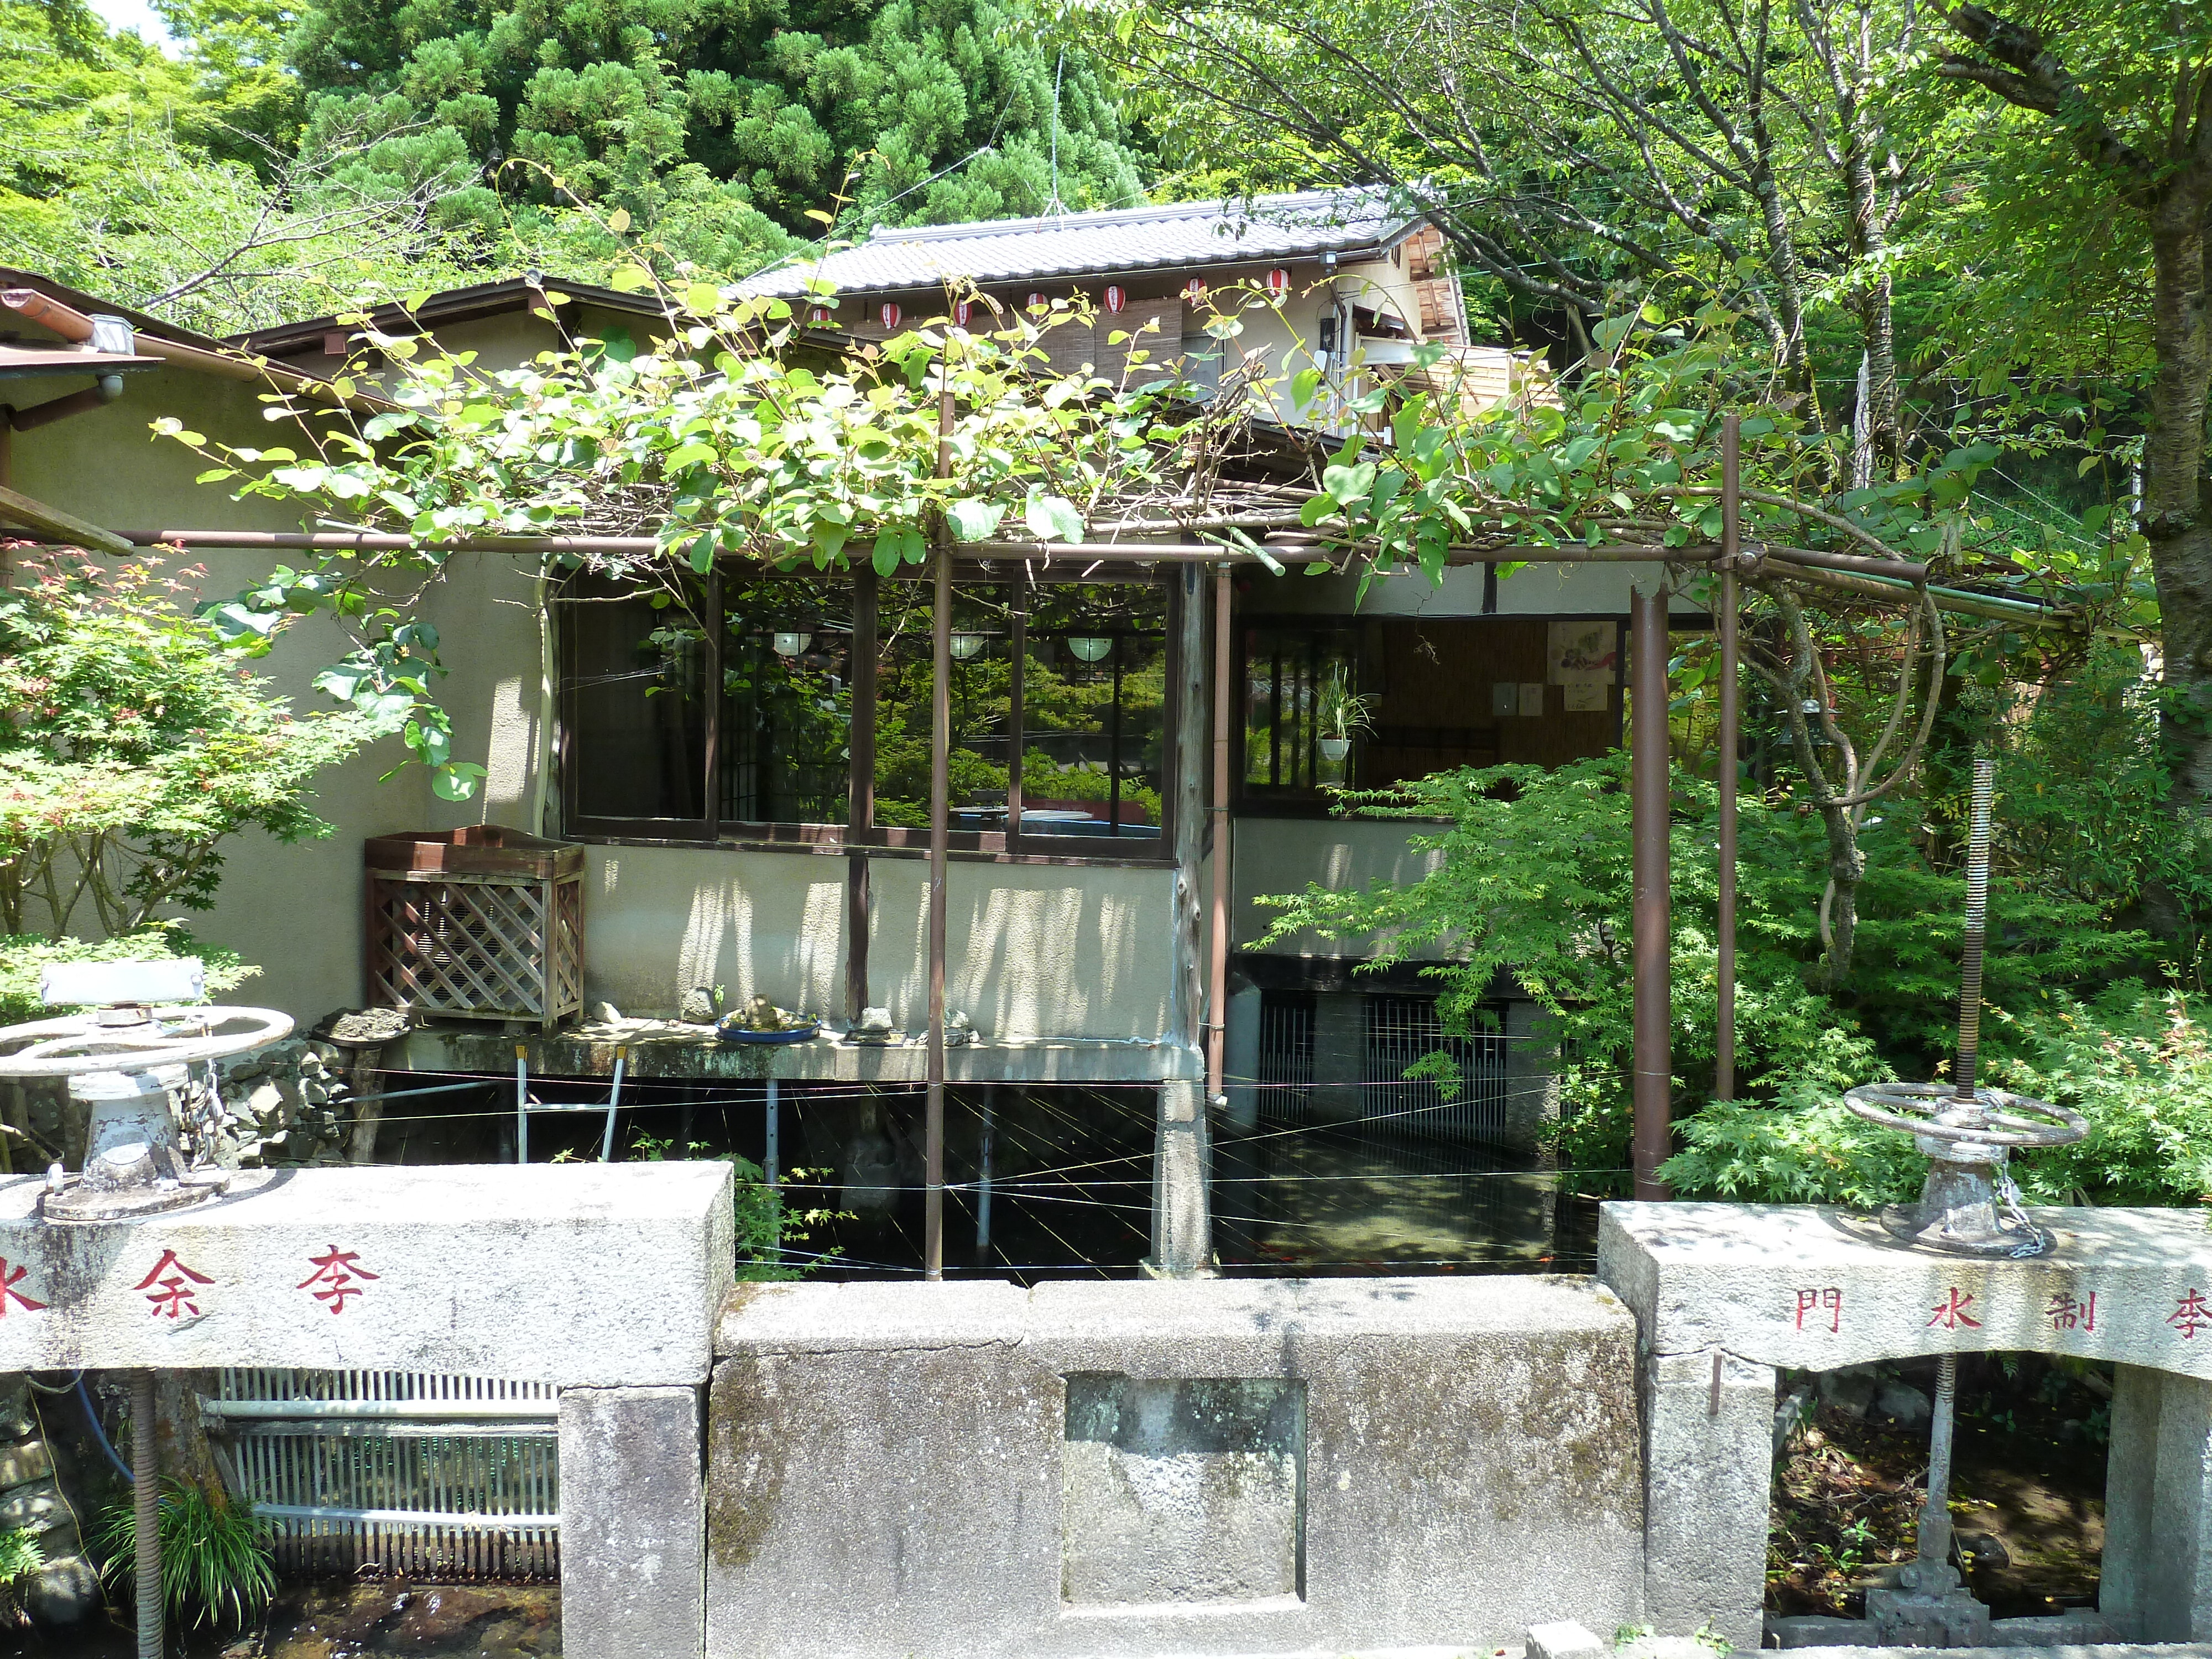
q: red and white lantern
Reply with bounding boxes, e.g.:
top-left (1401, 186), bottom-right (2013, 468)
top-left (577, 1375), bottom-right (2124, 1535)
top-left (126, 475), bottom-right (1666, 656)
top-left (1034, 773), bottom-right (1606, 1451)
top-left (953, 299), bottom-right (974, 326)
top-left (1103, 284), bottom-right (1127, 315)
top-left (1182, 277), bottom-right (1207, 306)
top-left (1264, 267), bottom-right (1291, 298)
top-left (879, 301), bottom-right (902, 331)
top-left (807, 304), bottom-right (834, 326)
top-left (1026, 290), bottom-right (1049, 313)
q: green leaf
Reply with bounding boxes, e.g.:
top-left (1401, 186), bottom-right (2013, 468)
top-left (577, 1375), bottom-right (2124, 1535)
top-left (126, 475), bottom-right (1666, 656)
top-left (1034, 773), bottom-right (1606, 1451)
top-left (945, 499), bottom-right (1008, 542)
top-left (431, 762), bottom-right (488, 802)
top-left (1024, 495), bottom-right (1086, 543)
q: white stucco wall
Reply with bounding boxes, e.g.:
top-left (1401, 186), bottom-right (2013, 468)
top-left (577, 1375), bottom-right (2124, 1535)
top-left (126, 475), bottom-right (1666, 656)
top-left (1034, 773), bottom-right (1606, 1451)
top-left (1231, 817), bottom-right (1446, 958)
top-left (9, 364), bottom-right (432, 1021)
top-left (580, 845), bottom-right (1175, 1040)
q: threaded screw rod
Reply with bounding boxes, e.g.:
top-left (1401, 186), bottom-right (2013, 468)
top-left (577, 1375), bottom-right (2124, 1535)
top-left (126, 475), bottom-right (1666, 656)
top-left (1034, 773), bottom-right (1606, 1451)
top-left (1953, 758), bottom-right (1995, 1103)
top-left (132, 1370), bottom-right (160, 1659)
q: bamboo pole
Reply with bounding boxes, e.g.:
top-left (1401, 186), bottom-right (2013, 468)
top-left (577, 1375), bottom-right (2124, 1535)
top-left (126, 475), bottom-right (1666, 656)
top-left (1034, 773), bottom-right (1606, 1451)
top-left (1716, 414), bottom-right (1740, 1104)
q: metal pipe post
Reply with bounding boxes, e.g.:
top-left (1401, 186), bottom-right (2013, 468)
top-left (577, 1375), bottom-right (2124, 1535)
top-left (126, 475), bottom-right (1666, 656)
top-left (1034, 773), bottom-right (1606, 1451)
top-left (924, 368), bottom-right (953, 1281)
top-left (597, 1046), bottom-right (627, 1162)
top-left (514, 1045), bottom-right (528, 1164)
top-left (975, 1086), bottom-right (995, 1263)
top-left (1919, 1354), bottom-right (1959, 1572)
top-left (844, 568), bottom-right (879, 1021)
top-left (764, 1078), bottom-right (780, 1190)
top-left (1630, 585), bottom-right (1674, 1198)
top-left (1715, 414), bottom-right (1741, 1103)
top-left (132, 1369), bottom-right (159, 1659)
top-left (1206, 565), bottom-right (1233, 1100)
top-left (1953, 758), bottom-right (1995, 1102)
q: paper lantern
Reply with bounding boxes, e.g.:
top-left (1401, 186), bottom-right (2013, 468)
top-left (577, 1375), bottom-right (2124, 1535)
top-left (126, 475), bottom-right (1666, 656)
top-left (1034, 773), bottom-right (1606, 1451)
top-left (1027, 290), bottom-right (1048, 312)
top-left (879, 301), bottom-right (902, 330)
top-left (1182, 278), bottom-right (1207, 305)
top-left (1103, 285), bottom-right (1127, 315)
top-left (953, 299), bottom-right (973, 326)
top-left (1265, 268), bottom-right (1291, 297)
top-left (807, 304), bottom-right (834, 326)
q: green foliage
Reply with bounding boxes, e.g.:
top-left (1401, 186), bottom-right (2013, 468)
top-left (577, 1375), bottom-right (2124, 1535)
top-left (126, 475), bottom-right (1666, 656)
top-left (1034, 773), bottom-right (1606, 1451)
top-left (1253, 703), bottom-right (2182, 1197)
top-left (625, 1134), bottom-right (840, 1280)
top-left (0, 924), bottom-right (255, 1026)
top-left (95, 1481), bottom-right (275, 1631)
top-left (284, 0), bottom-right (1145, 243)
top-left (0, 550), bottom-right (382, 937)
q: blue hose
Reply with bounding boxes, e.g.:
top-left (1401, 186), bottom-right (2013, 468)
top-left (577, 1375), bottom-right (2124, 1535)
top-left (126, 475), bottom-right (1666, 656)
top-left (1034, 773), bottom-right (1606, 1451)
top-left (76, 1376), bottom-right (134, 1484)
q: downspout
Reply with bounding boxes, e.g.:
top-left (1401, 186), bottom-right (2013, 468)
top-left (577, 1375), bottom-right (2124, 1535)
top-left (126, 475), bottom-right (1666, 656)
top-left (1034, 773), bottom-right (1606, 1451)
top-left (1715, 415), bottom-right (1740, 1103)
top-left (1630, 583), bottom-right (1673, 1199)
top-left (1207, 564), bottom-right (1233, 1101)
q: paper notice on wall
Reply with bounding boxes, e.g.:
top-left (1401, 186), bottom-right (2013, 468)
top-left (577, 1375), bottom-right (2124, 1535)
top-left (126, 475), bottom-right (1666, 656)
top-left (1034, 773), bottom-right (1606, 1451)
top-left (1563, 680), bottom-right (1609, 712)
top-left (1519, 682), bottom-right (1546, 716)
top-left (1548, 620), bottom-right (1619, 686)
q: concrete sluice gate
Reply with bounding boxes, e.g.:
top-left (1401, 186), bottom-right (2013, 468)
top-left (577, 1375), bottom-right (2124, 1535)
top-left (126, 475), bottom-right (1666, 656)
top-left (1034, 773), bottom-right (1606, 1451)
top-left (10, 1168), bottom-right (2212, 1659)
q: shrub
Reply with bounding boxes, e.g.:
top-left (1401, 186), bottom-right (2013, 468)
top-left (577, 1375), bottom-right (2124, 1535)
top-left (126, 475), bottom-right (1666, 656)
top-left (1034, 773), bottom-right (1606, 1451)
top-left (95, 1480), bottom-right (275, 1631)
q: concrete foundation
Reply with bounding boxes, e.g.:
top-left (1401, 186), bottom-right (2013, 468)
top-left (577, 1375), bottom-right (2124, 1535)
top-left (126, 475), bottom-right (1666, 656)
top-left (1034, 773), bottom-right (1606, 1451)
top-left (706, 1276), bottom-right (1643, 1658)
top-left (1150, 1079), bottom-right (1212, 1276)
top-left (560, 1385), bottom-right (707, 1659)
top-left (1601, 1201), bottom-right (2212, 1649)
top-left (0, 1164), bottom-right (731, 1659)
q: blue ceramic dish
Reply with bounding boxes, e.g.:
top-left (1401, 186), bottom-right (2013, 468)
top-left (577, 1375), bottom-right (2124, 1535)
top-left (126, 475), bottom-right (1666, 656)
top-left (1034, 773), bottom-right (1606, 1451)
top-left (715, 1015), bottom-right (821, 1045)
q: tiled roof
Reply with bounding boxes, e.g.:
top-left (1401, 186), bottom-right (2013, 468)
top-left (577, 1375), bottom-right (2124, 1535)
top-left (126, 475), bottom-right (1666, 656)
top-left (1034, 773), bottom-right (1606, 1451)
top-left (739, 187), bottom-right (1425, 299)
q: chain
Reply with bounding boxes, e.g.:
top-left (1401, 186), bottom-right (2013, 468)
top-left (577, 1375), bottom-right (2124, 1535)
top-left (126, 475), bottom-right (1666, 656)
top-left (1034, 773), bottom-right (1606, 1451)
top-left (1992, 1154), bottom-right (2051, 1258)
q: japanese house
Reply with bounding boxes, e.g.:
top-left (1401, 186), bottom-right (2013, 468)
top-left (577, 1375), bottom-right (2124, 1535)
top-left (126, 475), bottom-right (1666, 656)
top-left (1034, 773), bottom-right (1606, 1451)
top-left (0, 190), bottom-right (1706, 1271)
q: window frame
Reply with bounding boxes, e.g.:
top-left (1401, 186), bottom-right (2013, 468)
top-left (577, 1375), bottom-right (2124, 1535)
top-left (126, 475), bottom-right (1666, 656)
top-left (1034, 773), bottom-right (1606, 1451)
top-left (558, 565), bottom-right (1183, 865)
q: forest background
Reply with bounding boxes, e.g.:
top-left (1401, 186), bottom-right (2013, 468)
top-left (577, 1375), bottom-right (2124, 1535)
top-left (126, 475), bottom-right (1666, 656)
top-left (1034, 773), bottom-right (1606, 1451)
top-left (3, 0), bottom-right (2210, 1204)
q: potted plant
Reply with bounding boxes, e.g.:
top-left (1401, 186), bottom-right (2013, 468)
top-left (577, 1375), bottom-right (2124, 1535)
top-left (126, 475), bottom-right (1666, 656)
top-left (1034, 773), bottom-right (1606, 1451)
top-left (1315, 668), bottom-right (1374, 765)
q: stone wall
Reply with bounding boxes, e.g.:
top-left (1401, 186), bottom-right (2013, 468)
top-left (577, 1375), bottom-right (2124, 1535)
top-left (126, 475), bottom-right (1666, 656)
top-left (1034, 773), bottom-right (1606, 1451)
top-left (706, 1276), bottom-right (1645, 1658)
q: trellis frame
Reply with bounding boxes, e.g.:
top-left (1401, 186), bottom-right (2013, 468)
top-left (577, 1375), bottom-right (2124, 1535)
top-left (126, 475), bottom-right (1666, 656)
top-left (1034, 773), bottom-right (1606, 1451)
top-left (365, 827), bottom-right (584, 1032)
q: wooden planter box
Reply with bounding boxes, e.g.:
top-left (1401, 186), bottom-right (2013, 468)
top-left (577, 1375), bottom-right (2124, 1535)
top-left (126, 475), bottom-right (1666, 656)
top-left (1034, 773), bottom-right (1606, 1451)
top-left (365, 827), bottom-right (585, 1031)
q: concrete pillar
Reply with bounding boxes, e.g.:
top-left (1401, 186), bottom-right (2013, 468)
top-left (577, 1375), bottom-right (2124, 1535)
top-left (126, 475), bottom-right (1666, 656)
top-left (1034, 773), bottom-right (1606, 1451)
top-left (2103, 1364), bottom-right (2212, 1641)
top-left (559, 1385), bottom-right (706, 1659)
top-left (1150, 1079), bottom-right (1212, 1276)
top-left (1503, 998), bottom-right (1562, 1156)
top-left (1311, 990), bottom-right (1365, 1124)
top-left (1642, 1349), bottom-right (1774, 1653)
top-left (1223, 982), bottom-right (1262, 1133)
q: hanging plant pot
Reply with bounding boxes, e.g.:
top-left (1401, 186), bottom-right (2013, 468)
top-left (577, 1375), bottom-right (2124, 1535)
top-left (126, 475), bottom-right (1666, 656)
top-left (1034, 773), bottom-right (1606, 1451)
top-left (1319, 737), bottom-right (1351, 762)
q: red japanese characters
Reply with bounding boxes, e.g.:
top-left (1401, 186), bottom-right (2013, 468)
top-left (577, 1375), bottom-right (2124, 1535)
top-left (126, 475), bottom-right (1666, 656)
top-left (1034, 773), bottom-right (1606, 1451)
top-left (136, 1249), bottom-right (213, 1319)
top-left (0, 1259), bottom-right (45, 1318)
top-left (297, 1246), bottom-right (379, 1314)
top-left (1927, 1288), bottom-right (1981, 1330)
top-left (1794, 1287), bottom-right (1843, 1333)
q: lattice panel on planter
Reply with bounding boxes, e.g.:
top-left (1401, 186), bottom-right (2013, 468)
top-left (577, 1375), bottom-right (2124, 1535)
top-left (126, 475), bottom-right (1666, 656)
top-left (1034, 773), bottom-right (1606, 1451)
top-left (366, 827), bottom-right (585, 1031)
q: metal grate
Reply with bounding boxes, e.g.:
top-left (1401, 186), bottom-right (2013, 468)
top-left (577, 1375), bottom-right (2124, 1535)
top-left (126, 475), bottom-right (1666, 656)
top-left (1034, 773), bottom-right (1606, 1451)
top-left (1254, 990), bottom-right (1316, 1126)
top-left (1365, 995), bottom-right (1510, 1144)
top-left (208, 1370), bottom-right (559, 1580)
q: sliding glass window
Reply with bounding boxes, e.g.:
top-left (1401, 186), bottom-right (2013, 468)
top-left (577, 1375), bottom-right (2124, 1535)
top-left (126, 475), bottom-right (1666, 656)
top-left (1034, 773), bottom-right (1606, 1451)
top-left (561, 570), bottom-right (1176, 857)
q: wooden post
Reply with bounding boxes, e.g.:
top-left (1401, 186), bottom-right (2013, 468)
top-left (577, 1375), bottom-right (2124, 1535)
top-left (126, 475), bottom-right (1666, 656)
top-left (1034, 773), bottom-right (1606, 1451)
top-left (845, 568), bottom-right (879, 1021)
top-left (1715, 414), bottom-right (1741, 1103)
top-left (1207, 565), bottom-right (1233, 1100)
top-left (924, 367), bottom-right (953, 1281)
top-left (1631, 584), bottom-right (1673, 1199)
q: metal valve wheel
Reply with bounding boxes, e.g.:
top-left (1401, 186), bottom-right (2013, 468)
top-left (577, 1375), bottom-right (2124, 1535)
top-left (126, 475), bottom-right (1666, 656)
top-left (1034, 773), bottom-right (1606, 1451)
top-left (0, 1008), bottom-right (294, 1078)
top-left (1845, 1081), bottom-right (2088, 1155)
top-left (0, 987), bottom-right (295, 1224)
top-left (1845, 1081), bottom-right (2085, 1257)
